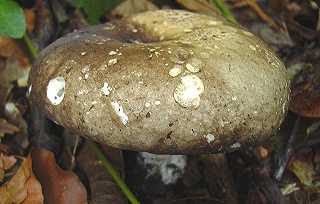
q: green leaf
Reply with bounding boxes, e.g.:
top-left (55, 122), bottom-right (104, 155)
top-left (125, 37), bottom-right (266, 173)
top-left (210, 0), bottom-right (237, 23)
top-left (0, 0), bottom-right (26, 38)
top-left (74, 0), bottom-right (120, 24)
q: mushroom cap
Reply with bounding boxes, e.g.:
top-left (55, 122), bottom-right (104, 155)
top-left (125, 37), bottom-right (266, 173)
top-left (29, 10), bottom-right (290, 154)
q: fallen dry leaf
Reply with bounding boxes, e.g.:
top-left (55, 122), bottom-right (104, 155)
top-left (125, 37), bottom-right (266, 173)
top-left (0, 155), bottom-right (31, 204)
top-left (0, 118), bottom-right (19, 138)
top-left (234, 0), bottom-right (282, 30)
top-left (268, 0), bottom-right (289, 14)
top-left (111, 0), bottom-right (158, 18)
top-left (201, 154), bottom-right (239, 203)
top-left (0, 153), bottom-right (17, 181)
top-left (21, 173), bottom-right (44, 204)
top-left (250, 23), bottom-right (294, 48)
top-left (24, 9), bottom-right (36, 33)
top-left (32, 148), bottom-right (87, 204)
top-left (0, 37), bottom-right (17, 58)
top-left (0, 57), bottom-right (31, 88)
top-left (77, 142), bottom-right (126, 204)
top-left (290, 65), bottom-right (320, 117)
top-left (0, 37), bottom-right (30, 68)
top-left (289, 152), bottom-right (316, 187)
top-left (256, 146), bottom-right (269, 160)
top-left (3, 102), bottom-right (30, 150)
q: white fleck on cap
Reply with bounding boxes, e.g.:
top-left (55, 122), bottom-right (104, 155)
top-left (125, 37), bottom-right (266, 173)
top-left (111, 101), bottom-right (128, 125)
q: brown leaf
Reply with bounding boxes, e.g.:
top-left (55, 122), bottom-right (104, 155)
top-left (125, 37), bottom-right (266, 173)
top-left (234, 0), bottom-right (283, 31)
top-left (0, 118), bottom-right (20, 138)
top-left (255, 146), bottom-right (269, 160)
top-left (0, 153), bottom-right (17, 181)
top-left (111, 0), bottom-right (158, 18)
top-left (0, 57), bottom-right (31, 88)
top-left (0, 37), bottom-right (30, 68)
top-left (290, 66), bottom-right (320, 117)
top-left (0, 155), bottom-right (31, 204)
top-left (1, 154), bottom-right (16, 169)
top-left (21, 173), bottom-right (44, 204)
top-left (3, 102), bottom-right (30, 149)
top-left (32, 148), bottom-right (88, 204)
top-left (201, 154), bottom-right (239, 204)
top-left (77, 142), bottom-right (126, 204)
top-left (268, 0), bottom-right (289, 14)
top-left (0, 37), bottom-right (16, 58)
top-left (24, 9), bottom-right (36, 33)
top-left (289, 152), bottom-right (316, 187)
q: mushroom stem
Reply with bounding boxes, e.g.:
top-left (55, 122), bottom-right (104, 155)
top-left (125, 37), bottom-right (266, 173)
top-left (88, 141), bottom-right (140, 204)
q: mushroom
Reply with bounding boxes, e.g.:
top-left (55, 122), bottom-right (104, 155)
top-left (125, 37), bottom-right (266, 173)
top-left (29, 10), bottom-right (290, 154)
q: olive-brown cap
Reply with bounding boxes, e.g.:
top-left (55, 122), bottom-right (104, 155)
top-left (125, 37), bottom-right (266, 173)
top-left (29, 10), bottom-right (290, 154)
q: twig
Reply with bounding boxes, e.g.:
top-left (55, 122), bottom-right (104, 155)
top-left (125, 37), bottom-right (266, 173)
top-left (70, 135), bottom-right (80, 170)
top-left (274, 116), bottom-right (301, 181)
top-left (88, 141), bottom-right (140, 204)
top-left (234, 0), bottom-right (281, 30)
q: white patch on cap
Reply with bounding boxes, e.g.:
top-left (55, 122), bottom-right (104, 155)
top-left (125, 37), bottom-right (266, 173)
top-left (111, 101), bottom-right (128, 125)
top-left (169, 65), bottom-right (182, 77)
top-left (47, 76), bottom-right (65, 105)
top-left (205, 133), bottom-right (215, 143)
top-left (185, 58), bottom-right (202, 73)
top-left (145, 102), bottom-right (151, 108)
top-left (27, 84), bottom-right (32, 96)
top-left (108, 58), bottom-right (118, 66)
top-left (249, 45), bottom-right (256, 51)
top-left (155, 100), bottom-right (161, 105)
top-left (174, 75), bottom-right (204, 108)
top-left (207, 20), bottom-right (222, 26)
top-left (101, 82), bottom-right (111, 96)
top-left (108, 50), bottom-right (117, 56)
